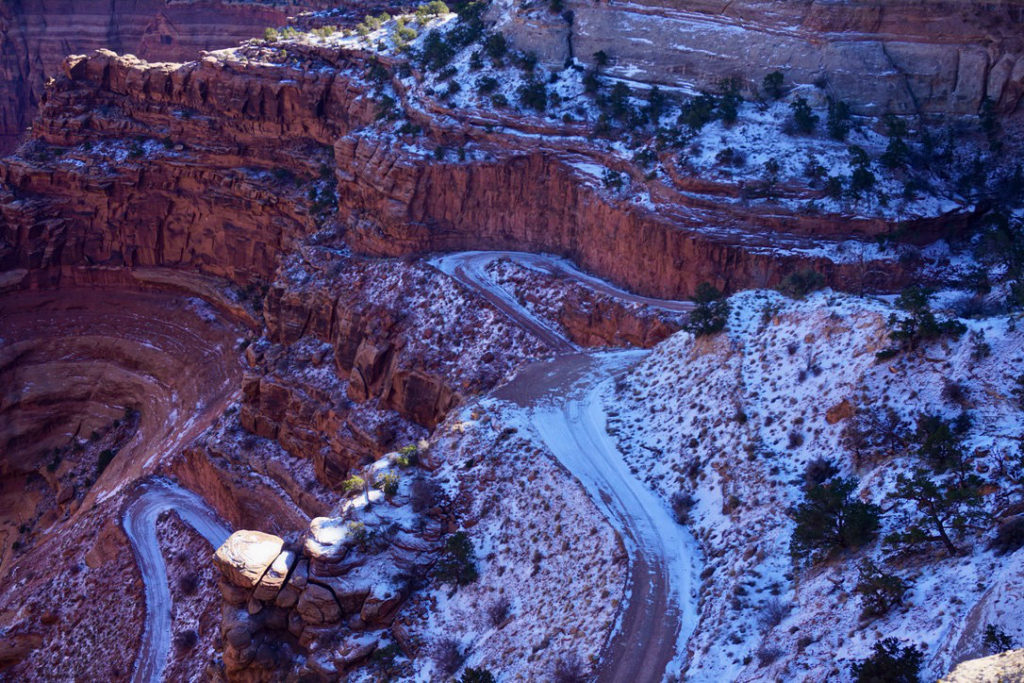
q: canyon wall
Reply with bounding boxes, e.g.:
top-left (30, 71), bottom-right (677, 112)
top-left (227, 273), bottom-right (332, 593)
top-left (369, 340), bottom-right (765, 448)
top-left (0, 0), bottom-right (329, 154)
top-left (496, 0), bottom-right (1024, 117)
top-left (0, 47), bottom-right (924, 303)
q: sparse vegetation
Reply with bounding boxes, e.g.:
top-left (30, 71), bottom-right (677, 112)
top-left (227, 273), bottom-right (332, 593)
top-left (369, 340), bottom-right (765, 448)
top-left (762, 71), bottom-right (785, 100)
top-left (685, 282), bottom-right (729, 337)
top-left (791, 475), bottom-right (881, 561)
top-left (777, 269), bottom-right (825, 299)
top-left (850, 638), bottom-right (922, 683)
top-left (789, 97), bottom-right (818, 134)
top-left (854, 560), bottom-right (908, 618)
top-left (435, 531), bottom-right (479, 587)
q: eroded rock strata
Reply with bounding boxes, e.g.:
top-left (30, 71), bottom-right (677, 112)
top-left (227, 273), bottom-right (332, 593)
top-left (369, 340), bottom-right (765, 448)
top-left (0, 0), bottom-right (339, 154)
top-left (0, 1), bottom-right (1020, 680)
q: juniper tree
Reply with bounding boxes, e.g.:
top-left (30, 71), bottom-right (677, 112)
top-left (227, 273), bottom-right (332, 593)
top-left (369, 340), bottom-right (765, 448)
top-left (791, 476), bottom-right (881, 561)
top-left (851, 638), bottom-right (923, 683)
top-left (684, 282), bottom-right (729, 337)
top-left (886, 469), bottom-right (985, 557)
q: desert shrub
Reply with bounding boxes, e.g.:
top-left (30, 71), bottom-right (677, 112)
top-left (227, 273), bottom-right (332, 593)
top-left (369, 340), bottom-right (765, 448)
top-left (941, 379), bottom-right (969, 406)
top-left (602, 169), bottom-right (624, 190)
top-left (173, 630), bottom-right (198, 653)
top-left (374, 471), bottom-right (400, 496)
top-left (518, 80), bottom-right (547, 111)
top-left (553, 656), bottom-right (588, 683)
top-left (410, 477), bottom-right (440, 512)
top-left (791, 476), bottom-right (881, 561)
top-left (983, 624), bottom-right (1015, 654)
top-left (715, 147), bottom-right (746, 167)
top-left (803, 457), bottom-right (839, 490)
top-left (670, 491), bottom-right (696, 524)
top-left (756, 644), bottom-right (783, 665)
top-left (488, 596), bottom-right (512, 626)
top-left (263, 27), bottom-right (279, 43)
top-left (758, 597), bottom-right (789, 629)
top-left (434, 638), bottom-right (463, 676)
top-left (790, 97), bottom-right (818, 134)
top-left (685, 282), bottom-right (729, 336)
top-left (850, 638), bottom-right (922, 683)
top-left (342, 475), bottom-right (366, 495)
top-left (854, 559), bottom-right (908, 617)
top-left (461, 668), bottom-right (496, 683)
top-left (762, 71), bottom-right (784, 99)
top-left (435, 531), bottom-right (478, 586)
top-left (778, 269), bottom-right (825, 299)
top-left (394, 444), bottom-right (419, 467)
top-left (178, 572), bottom-right (200, 596)
top-left (826, 98), bottom-right (851, 140)
top-left (990, 516), bottom-right (1024, 555)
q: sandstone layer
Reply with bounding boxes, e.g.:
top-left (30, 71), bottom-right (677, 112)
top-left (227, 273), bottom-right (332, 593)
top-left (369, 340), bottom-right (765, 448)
top-left (496, 0), bottom-right (1024, 117)
top-left (0, 0), bottom-right (338, 154)
top-left (0, 46), bottom-right (947, 303)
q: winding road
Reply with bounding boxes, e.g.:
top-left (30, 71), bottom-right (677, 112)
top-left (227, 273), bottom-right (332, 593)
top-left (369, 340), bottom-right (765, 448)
top-left (123, 479), bottom-right (232, 683)
top-left (119, 250), bottom-right (696, 683)
top-left (437, 251), bottom-right (702, 683)
top-left (431, 251), bottom-right (692, 354)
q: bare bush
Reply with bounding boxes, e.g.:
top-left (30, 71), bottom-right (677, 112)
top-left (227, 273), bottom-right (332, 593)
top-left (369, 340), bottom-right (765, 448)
top-left (488, 596), bottom-right (512, 627)
top-left (434, 638), bottom-right (463, 676)
top-left (553, 655), bottom-right (588, 683)
top-left (410, 477), bottom-right (441, 513)
top-left (173, 629), bottom-right (198, 653)
top-left (756, 644), bottom-right (784, 666)
top-left (758, 597), bottom-right (790, 629)
top-left (670, 491), bottom-right (696, 524)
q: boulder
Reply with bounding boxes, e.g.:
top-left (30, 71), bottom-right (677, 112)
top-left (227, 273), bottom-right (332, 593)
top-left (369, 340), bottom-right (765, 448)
top-left (295, 583), bottom-right (341, 625)
top-left (253, 549), bottom-right (296, 601)
top-left (214, 530), bottom-right (284, 589)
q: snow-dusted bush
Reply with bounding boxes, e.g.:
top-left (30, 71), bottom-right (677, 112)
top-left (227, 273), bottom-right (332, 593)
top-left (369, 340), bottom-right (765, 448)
top-left (790, 476), bottom-right (881, 562)
top-left (850, 637), bottom-right (922, 683)
top-left (684, 282), bottom-right (729, 337)
top-left (854, 559), bottom-right (908, 618)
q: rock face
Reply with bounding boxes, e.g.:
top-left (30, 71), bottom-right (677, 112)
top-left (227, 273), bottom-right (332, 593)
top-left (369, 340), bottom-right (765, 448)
top-left (0, 46), bottom-right (936, 303)
top-left (211, 460), bottom-right (444, 681)
top-left (0, 0), bottom-right (335, 154)
top-left (494, 0), bottom-right (1024, 117)
top-left (940, 649), bottom-right (1024, 682)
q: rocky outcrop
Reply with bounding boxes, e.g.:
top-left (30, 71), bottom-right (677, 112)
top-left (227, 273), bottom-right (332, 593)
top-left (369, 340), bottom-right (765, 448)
top-left (0, 45), bottom-right (940, 303)
top-left (494, 0), bottom-right (1024, 117)
top-left (339, 140), bottom-right (917, 299)
top-left (212, 458), bottom-right (444, 681)
top-left (941, 649), bottom-right (1024, 682)
top-left (0, 0), bottom-right (338, 154)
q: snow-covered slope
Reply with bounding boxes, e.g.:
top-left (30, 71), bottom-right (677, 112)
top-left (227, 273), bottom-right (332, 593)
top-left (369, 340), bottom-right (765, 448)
top-left (606, 289), bottom-right (1024, 681)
